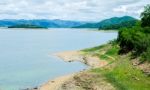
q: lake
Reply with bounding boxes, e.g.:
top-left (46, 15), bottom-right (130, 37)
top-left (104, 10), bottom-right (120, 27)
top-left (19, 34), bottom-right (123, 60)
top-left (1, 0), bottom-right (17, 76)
top-left (0, 28), bottom-right (117, 90)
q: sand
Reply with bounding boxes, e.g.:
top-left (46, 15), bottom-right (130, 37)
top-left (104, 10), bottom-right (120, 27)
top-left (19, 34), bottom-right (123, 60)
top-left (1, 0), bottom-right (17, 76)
top-left (55, 51), bottom-right (108, 68)
top-left (37, 51), bottom-right (112, 90)
top-left (38, 74), bottom-right (74, 90)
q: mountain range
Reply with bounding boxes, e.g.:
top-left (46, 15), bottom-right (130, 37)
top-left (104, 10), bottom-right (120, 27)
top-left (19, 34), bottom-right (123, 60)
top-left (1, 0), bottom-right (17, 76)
top-left (0, 16), bottom-right (138, 29)
top-left (0, 19), bottom-right (86, 28)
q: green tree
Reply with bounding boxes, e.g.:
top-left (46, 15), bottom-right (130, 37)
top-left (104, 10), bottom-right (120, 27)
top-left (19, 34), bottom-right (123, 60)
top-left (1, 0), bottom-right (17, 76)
top-left (141, 4), bottom-right (150, 27)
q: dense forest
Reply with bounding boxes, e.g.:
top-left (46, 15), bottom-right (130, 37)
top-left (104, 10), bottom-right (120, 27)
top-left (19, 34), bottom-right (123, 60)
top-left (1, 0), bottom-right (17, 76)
top-left (118, 4), bottom-right (150, 62)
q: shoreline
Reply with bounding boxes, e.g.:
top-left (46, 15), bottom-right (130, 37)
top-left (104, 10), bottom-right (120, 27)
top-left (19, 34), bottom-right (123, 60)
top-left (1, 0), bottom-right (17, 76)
top-left (38, 74), bottom-right (75, 90)
top-left (35, 50), bottom-right (110, 90)
top-left (55, 51), bottom-right (108, 68)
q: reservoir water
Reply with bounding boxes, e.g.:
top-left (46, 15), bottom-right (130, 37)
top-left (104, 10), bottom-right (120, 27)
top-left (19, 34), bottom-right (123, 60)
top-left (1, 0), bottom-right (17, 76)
top-left (0, 28), bottom-right (117, 90)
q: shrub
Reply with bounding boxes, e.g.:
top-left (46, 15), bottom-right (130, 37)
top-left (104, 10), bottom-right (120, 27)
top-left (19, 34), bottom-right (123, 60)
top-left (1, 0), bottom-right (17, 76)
top-left (118, 26), bottom-right (150, 61)
top-left (141, 48), bottom-right (150, 62)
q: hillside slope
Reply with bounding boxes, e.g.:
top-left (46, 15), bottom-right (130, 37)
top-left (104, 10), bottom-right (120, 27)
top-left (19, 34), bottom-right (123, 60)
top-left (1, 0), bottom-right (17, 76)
top-left (74, 16), bottom-right (137, 29)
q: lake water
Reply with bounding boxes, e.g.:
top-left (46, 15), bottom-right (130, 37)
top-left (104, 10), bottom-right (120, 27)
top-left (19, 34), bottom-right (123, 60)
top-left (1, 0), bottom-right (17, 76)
top-left (0, 28), bottom-right (117, 90)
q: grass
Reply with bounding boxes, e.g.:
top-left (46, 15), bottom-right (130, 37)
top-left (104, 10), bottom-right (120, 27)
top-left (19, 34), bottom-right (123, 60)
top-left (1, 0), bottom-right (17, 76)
top-left (91, 58), bottom-right (150, 90)
top-left (105, 45), bottom-right (119, 56)
top-left (103, 58), bottom-right (150, 90)
top-left (100, 54), bottom-right (109, 60)
top-left (82, 43), bottom-right (117, 61)
top-left (84, 42), bottom-right (150, 90)
top-left (82, 44), bottom-right (106, 52)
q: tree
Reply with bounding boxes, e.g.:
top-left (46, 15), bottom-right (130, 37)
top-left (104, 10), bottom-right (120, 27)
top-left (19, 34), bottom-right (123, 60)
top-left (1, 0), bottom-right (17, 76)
top-left (141, 4), bottom-right (150, 27)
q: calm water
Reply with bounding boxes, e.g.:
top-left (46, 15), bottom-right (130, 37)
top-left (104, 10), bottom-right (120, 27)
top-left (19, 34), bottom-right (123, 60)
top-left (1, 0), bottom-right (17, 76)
top-left (0, 28), bottom-right (117, 90)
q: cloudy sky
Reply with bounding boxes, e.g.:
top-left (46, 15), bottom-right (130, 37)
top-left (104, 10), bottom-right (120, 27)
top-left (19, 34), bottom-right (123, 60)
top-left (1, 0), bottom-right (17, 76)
top-left (0, 0), bottom-right (149, 21)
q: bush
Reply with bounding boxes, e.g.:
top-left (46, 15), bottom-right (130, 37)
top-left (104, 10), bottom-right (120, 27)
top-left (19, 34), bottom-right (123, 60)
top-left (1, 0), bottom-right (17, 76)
top-left (132, 31), bottom-right (150, 55)
top-left (143, 27), bottom-right (150, 33)
top-left (118, 27), bottom-right (141, 54)
top-left (118, 26), bottom-right (150, 61)
top-left (141, 48), bottom-right (150, 62)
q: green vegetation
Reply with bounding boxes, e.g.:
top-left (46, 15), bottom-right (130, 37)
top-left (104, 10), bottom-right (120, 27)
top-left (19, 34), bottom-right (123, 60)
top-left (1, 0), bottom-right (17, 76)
top-left (83, 41), bottom-right (119, 62)
top-left (82, 44), bottom-right (105, 52)
top-left (141, 48), bottom-right (150, 62)
top-left (83, 43), bottom-right (150, 90)
top-left (92, 65), bottom-right (150, 90)
top-left (105, 45), bottom-right (119, 56)
top-left (100, 54), bottom-right (109, 60)
top-left (118, 4), bottom-right (150, 62)
top-left (82, 4), bottom-right (150, 90)
top-left (8, 24), bottom-right (47, 29)
top-left (101, 58), bottom-right (150, 90)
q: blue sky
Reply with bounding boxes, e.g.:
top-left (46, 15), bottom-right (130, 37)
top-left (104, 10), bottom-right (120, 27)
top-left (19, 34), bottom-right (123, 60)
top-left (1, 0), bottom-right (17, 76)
top-left (0, 0), bottom-right (149, 21)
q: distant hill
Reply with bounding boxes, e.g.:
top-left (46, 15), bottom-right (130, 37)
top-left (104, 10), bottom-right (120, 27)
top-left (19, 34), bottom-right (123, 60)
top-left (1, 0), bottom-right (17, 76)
top-left (74, 16), bottom-right (138, 29)
top-left (0, 19), bottom-right (86, 28)
top-left (8, 24), bottom-right (47, 29)
top-left (99, 20), bottom-right (137, 30)
top-left (73, 23), bottom-right (99, 28)
top-left (51, 19), bottom-right (86, 28)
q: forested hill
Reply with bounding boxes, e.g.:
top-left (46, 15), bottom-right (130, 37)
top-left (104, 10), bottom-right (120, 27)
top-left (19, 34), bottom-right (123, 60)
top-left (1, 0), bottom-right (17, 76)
top-left (99, 19), bottom-right (137, 30)
top-left (74, 16), bottom-right (138, 30)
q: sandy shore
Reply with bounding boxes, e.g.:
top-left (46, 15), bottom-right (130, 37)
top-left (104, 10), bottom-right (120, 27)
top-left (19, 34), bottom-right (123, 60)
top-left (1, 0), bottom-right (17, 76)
top-left (35, 50), bottom-right (110, 90)
top-left (38, 74), bottom-right (74, 90)
top-left (55, 51), bottom-right (108, 68)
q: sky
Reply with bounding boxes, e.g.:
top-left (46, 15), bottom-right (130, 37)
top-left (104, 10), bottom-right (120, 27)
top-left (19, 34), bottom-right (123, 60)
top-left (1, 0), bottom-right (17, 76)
top-left (0, 0), bottom-right (149, 21)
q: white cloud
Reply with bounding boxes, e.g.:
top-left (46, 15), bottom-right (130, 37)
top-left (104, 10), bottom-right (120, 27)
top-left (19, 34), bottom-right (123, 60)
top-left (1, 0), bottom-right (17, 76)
top-left (113, 0), bottom-right (150, 18)
top-left (0, 0), bottom-right (149, 21)
top-left (113, 6), bottom-right (128, 13)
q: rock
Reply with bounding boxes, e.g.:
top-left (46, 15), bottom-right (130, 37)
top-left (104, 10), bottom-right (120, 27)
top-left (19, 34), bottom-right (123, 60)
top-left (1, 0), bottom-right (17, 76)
top-left (51, 81), bottom-right (55, 83)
